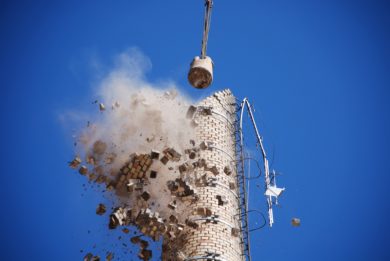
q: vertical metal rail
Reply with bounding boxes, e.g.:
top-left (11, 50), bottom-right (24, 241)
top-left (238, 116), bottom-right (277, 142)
top-left (241, 98), bottom-right (274, 227)
top-left (235, 103), bottom-right (252, 261)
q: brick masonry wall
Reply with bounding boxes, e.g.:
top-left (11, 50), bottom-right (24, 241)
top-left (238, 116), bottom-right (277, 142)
top-left (162, 89), bottom-right (244, 261)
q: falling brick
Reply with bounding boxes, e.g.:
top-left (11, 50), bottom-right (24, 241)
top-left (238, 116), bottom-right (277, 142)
top-left (150, 150), bottom-right (160, 160)
top-left (69, 156), bottom-right (82, 169)
top-left (292, 218), bottom-right (301, 227)
top-left (138, 249), bottom-right (152, 261)
top-left (168, 200), bottom-right (177, 210)
top-left (160, 156), bottom-right (169, 165)
top-left (79, 165), bottom-right (88, 175)
top-left (141, 191), bottom-right (151, 201)
top-left (105, 252), bottom-right (114, 261)
top-left (150, 170), bottom-right (157, 179)
top-left (96, 203), bottom-right (106, 215)
top-left (131, 236), bottom-right (141, 244)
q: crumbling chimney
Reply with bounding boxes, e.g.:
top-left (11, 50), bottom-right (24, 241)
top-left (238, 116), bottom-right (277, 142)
top-left (162, 90), bottom-right (243, 261)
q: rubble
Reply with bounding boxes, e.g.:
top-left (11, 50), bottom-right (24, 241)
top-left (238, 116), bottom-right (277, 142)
top-left (69, 88), bottom-right (247, 261)
top-left (168, 200), bottom-right (177, 210)
top-left (160, 156), bottom-right (169, 165)
top-left (131, 236), bottom-right (141, 244)
top-left (139, 239), bottom-right (149, 249)
top-left (292, 218), bottom-right (301, 227)
top-left (109, 207), bottom-right (132, 229)
top-left (150, 150), bottom-right (160, 160)
top-left (84, 253), bottom-right (93, 261)
top-left (69, 156), bottom-right (82, 169)
top-left (134, 209), bottom-right (166, 240)
top-left (87, 156), bottom-right (96, 165)
top-left (105, 252), bottom-right (114, 261)
top-left (169, 214), bottom-right (178, 223)
top-left (138, 249), bottom-right (152, 261)
top-left (167, 178), bottom-right (197, 198)
top-left (84, 253), bottom-right (100, 261)
top-left (120, 154), bottom-right (153, 179)
top-left (178, 163), bottom-right (190, 174)
top-left (163, 148), bottom-right (182, 162)
top-left (96, 203), bottom-right (106, 215)
top-left (184, 148), bottom-right (198, 160)
top-left (149, 170), bottom-right (157, 179)
top-left (79, 165), bottom-right (88, 175)
top-left (141, 191), bottom-right (151, 201)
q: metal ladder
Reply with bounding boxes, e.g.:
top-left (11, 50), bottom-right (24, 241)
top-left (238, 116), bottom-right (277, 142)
top-left (234, 103), bottom-right (252, 261)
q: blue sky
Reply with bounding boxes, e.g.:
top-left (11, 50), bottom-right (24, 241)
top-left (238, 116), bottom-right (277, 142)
top-left (0, 0), bottom-right (389, 260)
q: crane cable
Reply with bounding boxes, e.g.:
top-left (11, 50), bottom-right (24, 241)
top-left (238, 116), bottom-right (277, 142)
top-left (201, 0), bottom-right (213, 59)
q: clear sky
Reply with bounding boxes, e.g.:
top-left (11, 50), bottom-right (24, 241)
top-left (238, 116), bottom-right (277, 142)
top-left (0, 0), bottom-right (389, 260)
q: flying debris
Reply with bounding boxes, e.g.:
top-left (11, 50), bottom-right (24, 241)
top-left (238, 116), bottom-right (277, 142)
top-left (291, 218), bottom-right (301, 227)
top-left (188, 0), bottom-right (214, 89)
top-left (69, 89), bottom-right (285, 260)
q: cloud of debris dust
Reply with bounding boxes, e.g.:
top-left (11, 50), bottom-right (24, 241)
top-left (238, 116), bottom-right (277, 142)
top-left (79, 49), bottom-right (195, 168)
top-left (68, 49), bottom-right (215, 260)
